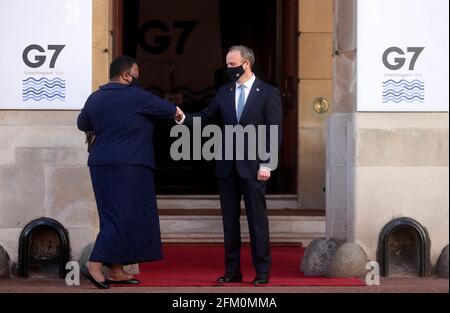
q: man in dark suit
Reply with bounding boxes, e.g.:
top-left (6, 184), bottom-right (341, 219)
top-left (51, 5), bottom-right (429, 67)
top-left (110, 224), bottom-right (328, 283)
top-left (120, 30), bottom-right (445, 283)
top-left (177, 45), bottom-right (282, 285)
top-left (77, 55), bottom-right (182, 288)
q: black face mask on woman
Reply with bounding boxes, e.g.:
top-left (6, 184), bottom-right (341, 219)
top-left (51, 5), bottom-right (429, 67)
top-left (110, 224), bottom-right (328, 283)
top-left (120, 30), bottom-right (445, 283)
top-left (226, 63), bottom-right (245, 82)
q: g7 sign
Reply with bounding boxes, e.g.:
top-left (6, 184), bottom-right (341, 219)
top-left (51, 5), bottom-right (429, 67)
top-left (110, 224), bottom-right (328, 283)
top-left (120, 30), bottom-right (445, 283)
top-left (382, 47), bottom-right (425, 71)
top-left (22, 44), bottom-right (66, 68)
top-left (138, 20), bottom-right (197, 54)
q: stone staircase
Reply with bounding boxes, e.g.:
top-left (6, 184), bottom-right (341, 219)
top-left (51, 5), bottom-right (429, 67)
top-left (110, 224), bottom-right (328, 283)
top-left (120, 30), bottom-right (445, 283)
top-left (157, 195), bottom-right (325, 245)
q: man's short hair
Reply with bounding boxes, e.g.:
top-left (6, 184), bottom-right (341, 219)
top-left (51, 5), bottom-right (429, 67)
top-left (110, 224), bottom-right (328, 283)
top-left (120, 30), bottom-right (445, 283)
top-left (228, 45), bottom-right (255, 67)
top-left (109, 55), bottom-right (137, 79)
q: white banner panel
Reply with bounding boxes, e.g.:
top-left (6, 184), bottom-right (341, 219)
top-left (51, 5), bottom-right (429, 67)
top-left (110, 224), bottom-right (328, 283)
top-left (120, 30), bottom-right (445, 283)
top-left (0, 0), bottom-right (92, 110)
top-left (357, 0), bottom-right (449, 112)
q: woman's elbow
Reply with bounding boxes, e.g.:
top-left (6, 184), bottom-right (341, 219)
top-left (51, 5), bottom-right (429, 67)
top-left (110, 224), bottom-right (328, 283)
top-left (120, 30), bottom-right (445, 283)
top-left (77, 124), bottom-right (86, 132)
top-left (77, 115), bottom-right (90, 132)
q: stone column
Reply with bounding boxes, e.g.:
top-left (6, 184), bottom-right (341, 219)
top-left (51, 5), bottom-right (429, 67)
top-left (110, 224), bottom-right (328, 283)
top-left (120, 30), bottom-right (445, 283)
top-left (325, 0), bottom-right (357, 242)
top-left (298, 0), bottom-right (334, 210)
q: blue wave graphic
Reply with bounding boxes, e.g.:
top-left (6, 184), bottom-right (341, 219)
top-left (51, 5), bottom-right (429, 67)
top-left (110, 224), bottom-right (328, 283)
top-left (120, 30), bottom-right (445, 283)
top-left (383, 96), bottom-right (425, 101)
top-left (23, 94), bottom-right (66, 99)
top-left (382, 92), bottom-right (424, 97)
top-left (23, 96), bottom-right (65, 101)
top-left (23, 77), bottom-right (65, 83)
top-left (383, 81), bottom-right (424, 85)
top-left (23, 94), bottom-right (65, 98)
top-left (382, 85), bottom-right (424, 91)
top-left (23, 86), bottom-right (65, 93)
top-left (382, 99), bottom-right (423, 103)
top-left (23, 82), bottom-right (66, 88)
top-left (22, 77), bottom-right (65, 102)
top-left (382, 79), bottom-right (424, 103)
top-left (22, 87), bottom-right (66, 94)
top-left (22, 91), bottom-right (65, 96)
top-left (382, 79), bottom-right (424, 85)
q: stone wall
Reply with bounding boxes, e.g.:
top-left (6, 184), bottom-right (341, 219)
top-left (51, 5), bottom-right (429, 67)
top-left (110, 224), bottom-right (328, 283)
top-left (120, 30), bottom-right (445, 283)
top-left (0, 111), bottom-right (96, 264)
top-left (326, 0), bottom-right (449, 266)
top-left (326, 113), bottom-right (449, 264)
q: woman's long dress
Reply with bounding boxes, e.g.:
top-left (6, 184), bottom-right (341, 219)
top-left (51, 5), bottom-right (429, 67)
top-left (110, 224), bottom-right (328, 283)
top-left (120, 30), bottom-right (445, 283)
top-left (88, 164), bottom-right (162, 265)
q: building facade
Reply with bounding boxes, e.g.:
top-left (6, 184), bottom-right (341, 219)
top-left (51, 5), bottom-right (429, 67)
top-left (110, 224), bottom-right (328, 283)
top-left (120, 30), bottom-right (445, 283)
top-left (0, 0), bottom-right (448, 278)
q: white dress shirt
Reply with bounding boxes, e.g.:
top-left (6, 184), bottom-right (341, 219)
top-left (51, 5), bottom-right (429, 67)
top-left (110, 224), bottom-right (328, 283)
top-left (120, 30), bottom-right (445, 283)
top-left (176, 74), bottom-right (271, 173)
top-left (235, 74), bottom-right (256, 114)
top-left (236, 75), bottom-right (270, 173)
top-left (176, 74), bottom-right (256, 125)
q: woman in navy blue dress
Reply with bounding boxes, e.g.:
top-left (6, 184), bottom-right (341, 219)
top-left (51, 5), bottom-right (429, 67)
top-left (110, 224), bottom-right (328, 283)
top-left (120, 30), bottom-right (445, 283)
top-left (77, 56), bottom-right (182, 288)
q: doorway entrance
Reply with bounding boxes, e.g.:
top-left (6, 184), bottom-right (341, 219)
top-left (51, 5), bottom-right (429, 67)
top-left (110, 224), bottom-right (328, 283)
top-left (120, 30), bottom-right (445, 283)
top-left (112, 0), bottom-right (298, 195)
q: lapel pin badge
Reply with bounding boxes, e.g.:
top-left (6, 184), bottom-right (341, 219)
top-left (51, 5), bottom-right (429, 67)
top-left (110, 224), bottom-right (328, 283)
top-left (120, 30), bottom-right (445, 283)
top-left (256, 88), bottom-right (260, 92)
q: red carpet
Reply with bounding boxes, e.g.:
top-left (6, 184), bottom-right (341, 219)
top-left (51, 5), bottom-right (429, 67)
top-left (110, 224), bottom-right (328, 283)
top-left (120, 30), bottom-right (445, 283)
top-left (125, 246), bottom-right (364, 287)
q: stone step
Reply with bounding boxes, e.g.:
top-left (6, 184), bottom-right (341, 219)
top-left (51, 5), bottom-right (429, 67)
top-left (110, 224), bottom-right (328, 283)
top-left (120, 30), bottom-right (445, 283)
top-left (156, 194), bottom-right (300, 210)
top-left (159, 209), bottom-right (325, 245)
top-left (159, 208), bottom-right (325, 216)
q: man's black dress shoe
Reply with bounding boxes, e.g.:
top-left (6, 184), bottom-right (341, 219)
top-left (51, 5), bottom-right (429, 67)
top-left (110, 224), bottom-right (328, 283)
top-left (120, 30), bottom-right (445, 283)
top-left (253, 273), bottom-right (270, 285)
top-left (80, 266), bottom-right (110, 289)
top-left (216, 273), bottom-right (243, 283)
top-left (105, 278), bottom-right (141, 285)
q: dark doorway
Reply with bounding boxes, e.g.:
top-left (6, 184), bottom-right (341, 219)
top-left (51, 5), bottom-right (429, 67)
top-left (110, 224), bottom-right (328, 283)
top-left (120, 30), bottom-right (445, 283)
top-left (114, 0), bottom-right (298, 194)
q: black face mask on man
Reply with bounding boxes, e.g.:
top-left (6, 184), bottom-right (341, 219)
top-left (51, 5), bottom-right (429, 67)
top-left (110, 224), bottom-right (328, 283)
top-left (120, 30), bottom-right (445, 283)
top-left (129, 76), bottom-right (140, 87)
top-left (226, 63), bottom-right (246, 82)
top-left (124, 71), bottom-right (140, 87)
top-left (127, 75), bottom-right (140, 87)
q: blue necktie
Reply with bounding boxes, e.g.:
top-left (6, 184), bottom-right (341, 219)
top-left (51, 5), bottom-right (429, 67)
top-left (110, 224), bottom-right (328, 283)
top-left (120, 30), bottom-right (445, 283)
top-left (236, 84), bottom-right (246, 122)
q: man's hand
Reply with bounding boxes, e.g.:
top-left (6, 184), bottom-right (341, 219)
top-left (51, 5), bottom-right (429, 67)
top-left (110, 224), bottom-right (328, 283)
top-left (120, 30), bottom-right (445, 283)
top-left (257, 168), bottom-right (271, 181)
top-left (175, 106), bottom-right (185, 122)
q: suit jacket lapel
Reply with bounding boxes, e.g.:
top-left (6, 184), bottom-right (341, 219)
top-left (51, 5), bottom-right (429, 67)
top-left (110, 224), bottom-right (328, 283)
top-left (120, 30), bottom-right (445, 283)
top-left (239, 79), bottom-right (261, 123)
